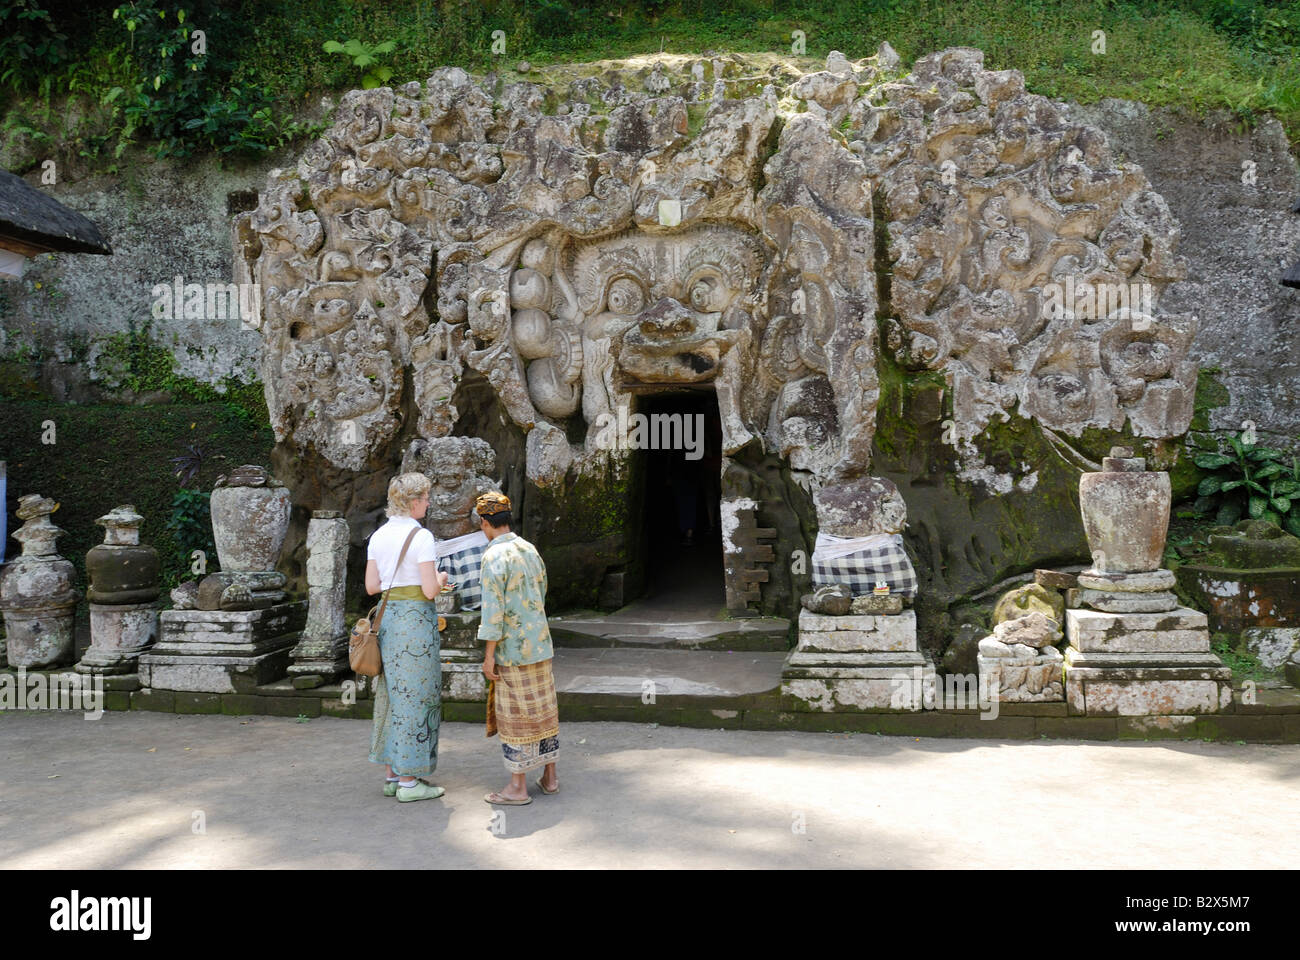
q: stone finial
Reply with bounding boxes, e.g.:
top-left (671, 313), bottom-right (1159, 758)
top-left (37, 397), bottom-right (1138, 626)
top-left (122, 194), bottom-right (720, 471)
top-left (12, 494), bottom-right (65, 557)
top-left (215, 464), bottom-right (278, 488)
top-left (96, 505), bottom-right (144, 546)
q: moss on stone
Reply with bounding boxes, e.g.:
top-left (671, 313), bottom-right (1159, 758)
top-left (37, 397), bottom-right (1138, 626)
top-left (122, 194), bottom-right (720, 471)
top-left (1190, 365), bottom-right (1230, 433)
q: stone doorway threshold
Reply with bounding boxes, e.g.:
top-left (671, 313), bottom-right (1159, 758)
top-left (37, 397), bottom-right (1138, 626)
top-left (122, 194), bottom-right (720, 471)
top-left (549, 609), bottom-right (790, 651)
top-left (552, 648), bottom-right (785, 700)
top-left (550, 529), bottom-right (788, 650)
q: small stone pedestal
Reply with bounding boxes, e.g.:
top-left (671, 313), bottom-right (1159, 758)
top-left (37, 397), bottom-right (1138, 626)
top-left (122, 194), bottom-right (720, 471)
top-left (138, 601), bottom-right (307, 693)
top-left (79, 602), bottom-right (160, 675)
top-left (1063, 606), bottom-right (1232, 716)
top-left (782, 609), bottom-right (935, 711)
top-left (77, 505), bottom-right (161, 676)
top-left (978, 651), bottom-right (1063, 703)
top-left (438, 611), bottom-right (486, 701)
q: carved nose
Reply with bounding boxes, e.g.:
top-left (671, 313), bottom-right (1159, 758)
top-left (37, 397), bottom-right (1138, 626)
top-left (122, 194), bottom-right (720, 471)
top-left (638, 298), bottom-right (697, 339)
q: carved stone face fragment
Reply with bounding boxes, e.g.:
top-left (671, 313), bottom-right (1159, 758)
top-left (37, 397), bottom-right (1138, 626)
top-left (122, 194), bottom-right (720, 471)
top-left (570, 225), bottom-right (764, 384)
top-left (399, 437), bottom-right (498, 538)
top-left (814, 476), bottom-right (908, 537)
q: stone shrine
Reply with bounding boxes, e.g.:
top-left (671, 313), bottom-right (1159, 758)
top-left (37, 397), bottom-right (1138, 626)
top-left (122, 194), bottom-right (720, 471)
top-left (782, 475), bottom-right (934, 711)
top-left (1063, 448), bottom-right (1231, 717)
top-left (0, 494), bottom-right (79, 669)
top-left (76, 505), bottom-right (160, 675)
top-left (139, 467), bottom-right (306, 693)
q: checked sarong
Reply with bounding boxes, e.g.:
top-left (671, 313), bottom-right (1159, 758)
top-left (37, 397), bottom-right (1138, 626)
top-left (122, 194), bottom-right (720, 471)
top-left (436, 532), bottom-right (489, 611)
top-left (811, 532), bottom-right (919, 598)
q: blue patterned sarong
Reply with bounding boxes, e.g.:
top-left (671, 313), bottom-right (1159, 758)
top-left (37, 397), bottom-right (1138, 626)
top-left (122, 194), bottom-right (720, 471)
top-left (368, 599), bottom-right (442, 777)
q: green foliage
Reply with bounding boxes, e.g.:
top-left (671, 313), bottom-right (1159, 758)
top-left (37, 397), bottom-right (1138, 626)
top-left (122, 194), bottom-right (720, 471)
top-left (1190, 430), bottom-right (1300, 534)
top-left (322, 38), bottom-right (397, 89)
top-left (1210, 632), bottom-right (1270, 680)
top-left (0, 1), bottom-right (68, 90)
top-left (0, 400), bottom-right (272, 595)
top-left (5, 0), bottom-right (1300, 162)
top-left (103, 0), bottom-right (310, 157)
top-left (163, 487), bottom-right (214, 578)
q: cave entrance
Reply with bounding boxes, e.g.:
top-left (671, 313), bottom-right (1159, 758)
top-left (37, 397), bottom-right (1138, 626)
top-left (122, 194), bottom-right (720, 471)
top-left (634, 388), bottom-right (725, 618)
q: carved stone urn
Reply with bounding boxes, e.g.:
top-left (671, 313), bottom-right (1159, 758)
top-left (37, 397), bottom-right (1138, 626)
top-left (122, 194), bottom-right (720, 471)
top-left (1079, 446), bottom-right (1171, 574)
top-left (77, 505), bottom-right (161, 675)
top-left (0, 494), bottom-right (80, 668)
top-left (210, 465), bottom-right (291, 573)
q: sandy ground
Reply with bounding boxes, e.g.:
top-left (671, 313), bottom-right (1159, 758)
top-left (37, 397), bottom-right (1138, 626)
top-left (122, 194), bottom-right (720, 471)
top-left (2, 710), bottom-right (1296, 869)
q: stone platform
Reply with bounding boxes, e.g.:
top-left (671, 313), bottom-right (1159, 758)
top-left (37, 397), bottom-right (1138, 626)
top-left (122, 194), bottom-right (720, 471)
top-left (549, 611), bottom-right (790, 651)
top-left (1063, 606), bottom-right (1232, 717)
top-left (6, 655), bottom-right (1298, 742)
top-left (137, 601), bottom-right (307, 694)
top-left (781, 609), bottom-right (936, 712)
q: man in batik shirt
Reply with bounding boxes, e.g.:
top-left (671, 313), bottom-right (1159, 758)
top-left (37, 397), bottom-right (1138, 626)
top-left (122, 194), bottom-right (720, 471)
top-left (476, 492), bottom-right (559, 805)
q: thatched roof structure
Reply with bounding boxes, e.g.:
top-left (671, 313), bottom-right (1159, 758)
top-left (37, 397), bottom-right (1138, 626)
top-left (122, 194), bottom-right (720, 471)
top-left (0, 169), bottom-right (112, 256)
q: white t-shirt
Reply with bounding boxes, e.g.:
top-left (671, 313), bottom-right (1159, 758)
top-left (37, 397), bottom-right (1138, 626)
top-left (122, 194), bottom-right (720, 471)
top-left (367, 517), bottom-right (439, 589)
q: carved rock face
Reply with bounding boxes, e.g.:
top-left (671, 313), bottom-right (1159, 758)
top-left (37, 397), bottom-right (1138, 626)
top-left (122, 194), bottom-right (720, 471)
top-left (814, 476), bottom-right (908, 537)
top-left (236, 46), bottom-right (1194, 498)
top-left (399, 436), bottom-right (497, 538)
top-left (573, 225), bottom-right (761, 385)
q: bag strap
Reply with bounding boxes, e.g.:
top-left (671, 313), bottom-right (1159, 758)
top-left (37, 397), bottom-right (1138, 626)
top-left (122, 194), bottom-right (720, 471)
top-left (371, 527), bottom-right (421, 635)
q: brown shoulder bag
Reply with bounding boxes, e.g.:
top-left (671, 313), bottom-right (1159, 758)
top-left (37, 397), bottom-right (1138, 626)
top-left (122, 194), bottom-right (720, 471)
top-left (349, 527), bottom-right (420, 678)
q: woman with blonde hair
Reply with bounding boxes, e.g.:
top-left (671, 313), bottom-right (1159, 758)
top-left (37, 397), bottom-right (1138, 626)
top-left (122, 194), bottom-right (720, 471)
top-left (366, 471), bottom-right (450, 802)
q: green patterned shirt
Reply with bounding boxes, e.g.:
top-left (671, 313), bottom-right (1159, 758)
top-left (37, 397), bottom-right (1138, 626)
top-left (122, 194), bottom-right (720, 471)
top-left (476, 532), bottom-right (553, 666)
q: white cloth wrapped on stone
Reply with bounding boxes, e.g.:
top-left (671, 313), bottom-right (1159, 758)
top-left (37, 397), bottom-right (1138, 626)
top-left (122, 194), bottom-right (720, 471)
top-left (811, 532), bottom-right (918, 599)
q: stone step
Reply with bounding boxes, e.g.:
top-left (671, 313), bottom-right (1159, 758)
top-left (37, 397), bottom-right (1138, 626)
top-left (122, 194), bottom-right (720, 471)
top-left (552, 647), bottom-right (786, 710)
top-left (549, 613), bottom-right (790, 651)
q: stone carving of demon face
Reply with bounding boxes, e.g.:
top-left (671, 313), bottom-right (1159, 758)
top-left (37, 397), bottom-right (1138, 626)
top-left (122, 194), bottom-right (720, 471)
top-left (569, 225), bottom-right (765, 385)
top-left (399, 436), bottom-right (498, 538)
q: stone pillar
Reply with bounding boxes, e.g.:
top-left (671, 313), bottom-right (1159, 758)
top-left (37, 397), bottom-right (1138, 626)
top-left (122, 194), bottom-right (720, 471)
top-left (288, 511), bottom-right (350, 685)
top-left (1063, 448), bottom-right (1231, 720)
top-left (0, 494), bottom-right (80, 668)
top-left (77, 505), bottom-right (161, 675)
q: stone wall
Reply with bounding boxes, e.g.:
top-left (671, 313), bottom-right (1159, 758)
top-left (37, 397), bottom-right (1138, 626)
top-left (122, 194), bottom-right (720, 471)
top-left (0, 151), bottom-right (286, 400)
top-left (1073, 100), bottom-right (1300, 445)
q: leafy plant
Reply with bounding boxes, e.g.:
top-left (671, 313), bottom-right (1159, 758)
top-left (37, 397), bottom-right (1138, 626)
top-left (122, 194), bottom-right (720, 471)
top-left (170, 441), bottom-right (206, 487)
top-left (322, 38), bottom-right (397, 89)
top-left (1192, 430), bottom-right (1300, 534)
top-left (163, 487), bottom-right (215, 573)
top-left (0, 0), bottom-right (68, 89)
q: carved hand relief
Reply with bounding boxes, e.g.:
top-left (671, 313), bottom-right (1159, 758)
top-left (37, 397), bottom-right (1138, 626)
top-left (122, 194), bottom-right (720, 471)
top-left (234, 46), bottom-right (1196, 492)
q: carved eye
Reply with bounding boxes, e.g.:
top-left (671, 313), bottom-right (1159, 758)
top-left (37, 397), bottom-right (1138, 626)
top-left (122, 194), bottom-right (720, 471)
top-left (689, 277), bottom-right (717, 312)
top-left (607, 278), bottom-right (645, 315)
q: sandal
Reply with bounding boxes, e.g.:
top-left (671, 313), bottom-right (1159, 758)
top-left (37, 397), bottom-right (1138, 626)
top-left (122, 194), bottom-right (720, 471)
top-left (535, 777), bottom-right (559, 795)
top-left (484, 791), bottom-right (532, 806)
